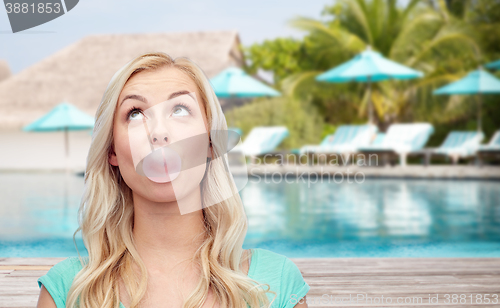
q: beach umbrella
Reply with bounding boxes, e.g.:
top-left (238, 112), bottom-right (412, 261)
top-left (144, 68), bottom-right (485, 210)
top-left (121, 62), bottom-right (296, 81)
top-left (316, 46), bottom-right (424, 124)
top-left (434, 68), bottom-right (500, 132)
top-left (23, 102), bottom-right (95, 172)
top-left (486, 59), bottom-right (500, 70)
top-left (210, 67), bottom-right (280, 128)
top-left (210, 67), bottom-right (280, 98)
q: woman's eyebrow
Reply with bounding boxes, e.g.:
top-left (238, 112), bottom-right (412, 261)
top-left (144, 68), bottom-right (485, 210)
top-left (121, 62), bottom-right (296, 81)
top-left (168, 90), bottom-right (194, 100)
top-left (120, 94), bottom-right (147, 107)
top-left (119, 90), bottom-right (194, 107)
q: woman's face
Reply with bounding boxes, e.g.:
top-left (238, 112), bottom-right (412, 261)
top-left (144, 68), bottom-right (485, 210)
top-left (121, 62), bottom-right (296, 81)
top-left (109, 66), bottom-right (211, 207)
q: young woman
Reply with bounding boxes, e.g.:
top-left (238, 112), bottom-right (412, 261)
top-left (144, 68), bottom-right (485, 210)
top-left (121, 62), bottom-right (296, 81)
top-left (36, 52), bottom-right (310, 308)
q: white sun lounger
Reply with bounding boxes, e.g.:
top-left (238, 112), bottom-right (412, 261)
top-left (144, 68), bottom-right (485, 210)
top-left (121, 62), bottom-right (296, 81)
top-left (357, 123), bottom-right (435, 166)
top-left (433, 131), bottom-right (485, 164)
top-left (232, 126), bottom-right (289, 158)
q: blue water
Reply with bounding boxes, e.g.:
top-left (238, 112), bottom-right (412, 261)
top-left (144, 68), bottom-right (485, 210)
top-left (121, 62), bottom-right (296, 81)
top-left (1, 172), bottom-right (499, 257)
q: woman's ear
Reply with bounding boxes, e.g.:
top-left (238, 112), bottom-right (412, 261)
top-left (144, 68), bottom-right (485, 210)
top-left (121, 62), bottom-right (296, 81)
top-left (109, 144), bottom-right (119, 166)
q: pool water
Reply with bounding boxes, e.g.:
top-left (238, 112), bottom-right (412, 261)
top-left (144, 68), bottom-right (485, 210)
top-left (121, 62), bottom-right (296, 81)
top-left (1, 172), bottom-right (499, 257)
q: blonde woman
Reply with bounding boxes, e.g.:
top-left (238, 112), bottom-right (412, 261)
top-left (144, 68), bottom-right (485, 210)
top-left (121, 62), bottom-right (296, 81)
top-left (36, 52), bottom-right (310, 308)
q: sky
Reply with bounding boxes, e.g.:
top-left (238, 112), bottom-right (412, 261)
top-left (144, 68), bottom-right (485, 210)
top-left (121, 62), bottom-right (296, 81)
top-left (0, 0), bottom-right (331, 74)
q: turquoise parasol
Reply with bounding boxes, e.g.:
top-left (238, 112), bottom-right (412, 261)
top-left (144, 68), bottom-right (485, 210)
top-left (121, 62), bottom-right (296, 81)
top-left (23, 102), bottom-right (95, 172)
top-left (210, 67), bottom-right (280, 98)
top-left (434, 68), bottom-right (500, 131)
top-left (316, 46), bottom-right (424, 123)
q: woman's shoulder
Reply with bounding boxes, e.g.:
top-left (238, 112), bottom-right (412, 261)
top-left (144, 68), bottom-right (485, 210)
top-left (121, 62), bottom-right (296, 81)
top-left (250, 248), bottom-right (303, 275)
top-left (249, 248), bottom-right (310, 307)
top-left (37, 256), bottom-right (87, 308)
top-left (250, 247), bottom-right (286, 265)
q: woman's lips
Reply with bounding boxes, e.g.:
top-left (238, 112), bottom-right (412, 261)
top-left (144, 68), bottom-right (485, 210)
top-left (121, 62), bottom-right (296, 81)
top-left (142, 146), bottom-right (181, 183)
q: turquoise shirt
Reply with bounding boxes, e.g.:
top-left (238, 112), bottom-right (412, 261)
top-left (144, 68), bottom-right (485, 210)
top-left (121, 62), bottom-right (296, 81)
top-left (37, 248), bottom-right (310, 308)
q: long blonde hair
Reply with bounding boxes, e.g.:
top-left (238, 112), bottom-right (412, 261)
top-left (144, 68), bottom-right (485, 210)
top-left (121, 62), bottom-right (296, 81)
top-left (67, 52), bottom-right (274, 308)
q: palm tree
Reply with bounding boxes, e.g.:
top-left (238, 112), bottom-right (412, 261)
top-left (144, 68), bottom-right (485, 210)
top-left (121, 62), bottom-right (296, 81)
top-left (283, 0), bottom-right (481, 130)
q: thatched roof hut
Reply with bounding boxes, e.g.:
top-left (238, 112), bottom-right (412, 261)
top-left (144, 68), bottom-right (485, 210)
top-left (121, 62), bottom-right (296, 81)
top-left (0, 30), bottom-right (244, 130)
top-left (0, 60), bottom-right (11, 83)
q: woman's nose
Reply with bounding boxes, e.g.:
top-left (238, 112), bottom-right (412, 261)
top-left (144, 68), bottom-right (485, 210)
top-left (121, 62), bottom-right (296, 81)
top-left (153, 136), bottom-right (168, 144)
top-left (148, 117), bottom-right (170, 146)
top-left (151, 135), bottom-right (168, 146)
top-left (150, 124), bottom-right (169, 145)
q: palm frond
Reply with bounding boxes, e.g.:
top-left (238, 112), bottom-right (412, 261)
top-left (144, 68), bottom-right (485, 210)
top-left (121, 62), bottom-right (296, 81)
top-left (280, 71), bottom-right (322, 98)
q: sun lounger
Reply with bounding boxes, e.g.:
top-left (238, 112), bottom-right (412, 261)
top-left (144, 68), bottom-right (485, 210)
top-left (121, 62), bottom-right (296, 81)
top-left (357, 123), bottom-right (434, 166)
top-left (370, 133), bottom-right (386, 146)
top-left (231, 126), bottom-right (289, 162)
top-left (477, 130), bottom-right (500, 165)
top-left (427, 130), bottom-right (487, 165)
top-left (479, 130), bottom-right (500, 151)
top-left (300, 125), bottom-right (378, 155)
top-left (432, 131), bottom-right (484, 164)
top-left (298, 124), bottom-right (378, 165)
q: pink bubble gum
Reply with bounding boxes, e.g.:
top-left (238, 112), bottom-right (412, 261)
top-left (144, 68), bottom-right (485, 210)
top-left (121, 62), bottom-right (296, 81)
top-left (142, 146), bottom-right (182, 183)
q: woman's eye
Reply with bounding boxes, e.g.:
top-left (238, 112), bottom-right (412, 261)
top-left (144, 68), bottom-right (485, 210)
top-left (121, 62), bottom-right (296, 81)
top-left (129, 110), bottom-right (143, 120)
top-left (172, 106), bottom-right (190, 117)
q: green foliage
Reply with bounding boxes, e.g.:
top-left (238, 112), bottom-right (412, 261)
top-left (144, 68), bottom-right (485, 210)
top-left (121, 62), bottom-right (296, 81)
top-left (286, 0), bottom-right (483, 129)
top-left (230, 0), bottom-right (500, 149)
top-left (225, 97), bottom-right (324, 150)
top-left (459, 0), bottom-right (500, 61)
top-left (243, 38), bottom-right (312, 87)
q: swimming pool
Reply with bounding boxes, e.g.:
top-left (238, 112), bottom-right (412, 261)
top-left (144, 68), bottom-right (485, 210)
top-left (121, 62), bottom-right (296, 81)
top-left (1, 172), bottom-right (499, 257)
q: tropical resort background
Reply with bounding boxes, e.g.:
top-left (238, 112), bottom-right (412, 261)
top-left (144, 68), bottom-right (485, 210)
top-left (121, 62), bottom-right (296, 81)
top-left (1, 0), bottom-right (499, 262)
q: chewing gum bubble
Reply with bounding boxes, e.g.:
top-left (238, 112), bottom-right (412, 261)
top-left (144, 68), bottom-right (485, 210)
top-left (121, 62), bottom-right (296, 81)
top-left (127, 92), bottom-right (247, 215)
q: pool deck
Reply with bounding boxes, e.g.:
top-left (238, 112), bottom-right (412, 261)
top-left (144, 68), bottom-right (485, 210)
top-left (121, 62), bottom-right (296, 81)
top-left (2, 257), bottom-right (499, 307)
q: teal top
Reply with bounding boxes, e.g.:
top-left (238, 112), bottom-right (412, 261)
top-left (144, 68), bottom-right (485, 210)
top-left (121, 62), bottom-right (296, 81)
top-left (37, 248), bottom-right (310, 308)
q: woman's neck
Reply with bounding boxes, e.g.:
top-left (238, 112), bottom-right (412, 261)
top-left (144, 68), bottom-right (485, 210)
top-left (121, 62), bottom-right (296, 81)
top-left (131, 189), bottom-right (207, 267)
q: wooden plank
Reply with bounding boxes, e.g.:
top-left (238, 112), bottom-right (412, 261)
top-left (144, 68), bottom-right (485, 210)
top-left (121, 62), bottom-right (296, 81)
top-left (0, 258), bottom-right (66, 266)
top-left (0, 258), bottom-right (499, 307)
top-left (0, 266), bottom-right (52, 270)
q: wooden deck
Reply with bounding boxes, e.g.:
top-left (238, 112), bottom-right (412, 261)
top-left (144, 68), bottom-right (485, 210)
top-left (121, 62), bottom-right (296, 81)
top-left (1, 258), bottom-right (499, 307)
